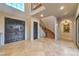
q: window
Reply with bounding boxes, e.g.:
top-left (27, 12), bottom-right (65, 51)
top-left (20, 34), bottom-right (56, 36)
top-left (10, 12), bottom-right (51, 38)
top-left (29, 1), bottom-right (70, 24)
top-left (6, 3), bottom-right (25, 12)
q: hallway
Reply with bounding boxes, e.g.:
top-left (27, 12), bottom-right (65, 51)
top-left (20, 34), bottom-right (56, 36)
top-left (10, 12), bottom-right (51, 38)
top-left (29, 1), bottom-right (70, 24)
top-left (0, 38), bottom-right (79, 56)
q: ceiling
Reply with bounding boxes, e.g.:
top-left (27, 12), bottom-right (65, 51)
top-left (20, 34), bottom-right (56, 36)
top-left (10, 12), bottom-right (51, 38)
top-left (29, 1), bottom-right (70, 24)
top-left (32, 3), bottom-right (78, 18)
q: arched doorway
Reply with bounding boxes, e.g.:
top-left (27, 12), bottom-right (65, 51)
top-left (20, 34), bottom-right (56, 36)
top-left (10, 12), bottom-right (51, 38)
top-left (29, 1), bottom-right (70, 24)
top-left (60, 19), bottom-right (74, 41)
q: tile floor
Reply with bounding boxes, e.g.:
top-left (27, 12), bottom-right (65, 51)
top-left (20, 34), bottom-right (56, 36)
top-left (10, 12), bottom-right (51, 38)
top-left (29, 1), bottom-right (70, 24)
top-left (0, 38), bottom-right (79, 56)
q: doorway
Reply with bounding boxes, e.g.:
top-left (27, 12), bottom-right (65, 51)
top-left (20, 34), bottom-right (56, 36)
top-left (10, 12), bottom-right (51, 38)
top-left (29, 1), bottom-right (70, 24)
top-left (59, 20), bottom-right (73, 41)
top-left (5, 17), bottom-right (25, 44)
top-left (33, 22), bottom-right (38, 39)
top-left (31, 19), bottom-right (39, 40)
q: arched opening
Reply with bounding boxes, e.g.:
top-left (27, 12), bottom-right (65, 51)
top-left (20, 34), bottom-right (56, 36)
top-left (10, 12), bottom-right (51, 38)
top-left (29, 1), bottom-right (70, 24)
top-left (59, 19), bottom-right (74, 41)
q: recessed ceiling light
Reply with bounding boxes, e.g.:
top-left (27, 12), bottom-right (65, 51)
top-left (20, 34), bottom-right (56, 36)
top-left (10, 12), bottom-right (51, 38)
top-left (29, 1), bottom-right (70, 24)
top-left (40, 14), bottom-right (44, 17)
top-left (60, 6), bottom-right (64, 10)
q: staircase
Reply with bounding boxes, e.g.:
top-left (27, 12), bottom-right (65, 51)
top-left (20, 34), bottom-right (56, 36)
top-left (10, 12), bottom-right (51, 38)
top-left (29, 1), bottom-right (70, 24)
top-left (40, 19), bottom-right (55, 39)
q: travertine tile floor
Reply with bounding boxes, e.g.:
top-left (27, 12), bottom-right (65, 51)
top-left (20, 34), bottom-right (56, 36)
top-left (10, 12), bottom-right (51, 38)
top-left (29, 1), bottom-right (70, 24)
top-left (0, 38), bottom-right (79, 56)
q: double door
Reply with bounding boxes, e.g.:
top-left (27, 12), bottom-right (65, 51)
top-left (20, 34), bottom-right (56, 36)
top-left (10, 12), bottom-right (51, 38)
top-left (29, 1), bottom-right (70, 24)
top-left (5, 17), bottom-right (25, 44)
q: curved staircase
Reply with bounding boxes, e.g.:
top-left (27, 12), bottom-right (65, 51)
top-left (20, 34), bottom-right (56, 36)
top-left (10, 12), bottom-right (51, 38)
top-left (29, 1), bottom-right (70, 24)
top-left (40, 20), bottom-right (55, 39)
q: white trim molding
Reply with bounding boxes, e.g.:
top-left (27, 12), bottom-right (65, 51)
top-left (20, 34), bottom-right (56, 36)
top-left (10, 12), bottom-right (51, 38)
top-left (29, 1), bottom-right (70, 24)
top-left (31, 17), bottom-right (40, 40)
